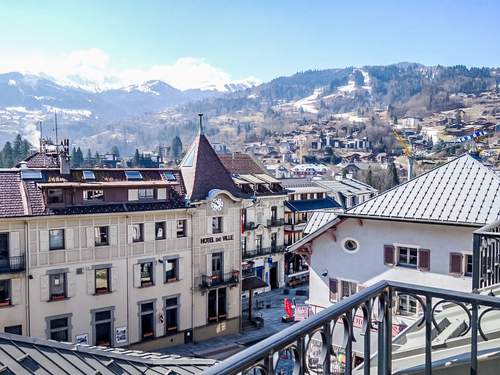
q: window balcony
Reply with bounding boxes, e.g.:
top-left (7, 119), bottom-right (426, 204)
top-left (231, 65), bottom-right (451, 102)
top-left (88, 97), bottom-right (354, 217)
top-left (0, 256), bottom-right (25, 273)
top-left (197, 271), bottom-right (239, 290)
top-left (267, 218), bottom-right (285, 227)
top-left (242, 245), bottom-right (286, 259)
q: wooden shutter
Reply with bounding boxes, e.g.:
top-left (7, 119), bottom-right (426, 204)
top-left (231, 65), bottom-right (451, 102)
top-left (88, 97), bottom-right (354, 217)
top-left (65, 228), bottom-right (74, 250)
top-left (9, 232), bottom-right (20, 257)
top-left (86, 227), bottom-right (94, 248)
top-left (178, 258), bottom-right (184, 280)
top-left (418, 249), bottom-right (431, 272)
top-left (144, 222), bottom-right (155, 242)
top-left (109, 225), bottom-right (118, 245)
top-left (10, 278), bottom-right (21, 305)
top-left (206, 254), bottom-right (212, 275)
top-left (157, 188), bottom-right (167, 200)
top-left (39, 230), bottom-right (49, 252)
top-left (87, 269), bottom-right (95, 295)
top-left (384, 245), bottom-right (395, 266)
top-left (133, 263), bottom-right (141, 288)
top-left (329, 278), bottom-right (338, 303)
top-left (67, 272), bottom-right (76, 298)
top-left (40, 275), bottom-right (50, 301)
top-left (450, 253), bottom-right (463, 275)
top-left (128, 189), bottom-right (138, 201)
top-left (127, 225), bottom-right (134, 244)
top-left (111, 267), bottom-right (119, 292)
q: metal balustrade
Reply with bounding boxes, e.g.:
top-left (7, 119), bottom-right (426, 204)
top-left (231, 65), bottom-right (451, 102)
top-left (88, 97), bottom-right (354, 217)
top-left (0, 256), bottom-right (25, 273)
top-left (197, 271), bottom-right (240, 289)
top-left (267, 218), bottom-right (285, 227)
top-left (204, 280), bottom-right (500, 375)
top-left (473, 220), bottom-right (500, 289)
top-left (242, 246), bottom-right (286, 259)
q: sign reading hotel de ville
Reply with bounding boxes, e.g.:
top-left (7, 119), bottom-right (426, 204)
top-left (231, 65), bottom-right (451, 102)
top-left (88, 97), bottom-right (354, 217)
top-left (200, 234), bottom-right (234, 244)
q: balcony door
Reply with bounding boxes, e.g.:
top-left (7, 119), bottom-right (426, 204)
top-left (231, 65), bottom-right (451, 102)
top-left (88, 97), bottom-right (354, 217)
top-left (211, 252), bottom-right (223, 282)
top-left (0, 234), bottom-right (8, 270)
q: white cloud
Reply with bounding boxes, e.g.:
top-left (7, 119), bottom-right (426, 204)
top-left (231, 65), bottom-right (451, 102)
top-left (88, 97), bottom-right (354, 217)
top-left (0, 48), bottom-right (260, 91)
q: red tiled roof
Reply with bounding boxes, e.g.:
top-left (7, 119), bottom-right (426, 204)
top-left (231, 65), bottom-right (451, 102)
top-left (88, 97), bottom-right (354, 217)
top-left (219, 153), bottom-right (267, 175)
top-left (0, 172), bottom-right (26, 217)
top-left (20, 152), bottom-right (59, 168)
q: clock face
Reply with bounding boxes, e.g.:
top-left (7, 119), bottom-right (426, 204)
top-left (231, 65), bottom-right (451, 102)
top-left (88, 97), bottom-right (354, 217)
top-left (211, 198), bottom-right (224, 212)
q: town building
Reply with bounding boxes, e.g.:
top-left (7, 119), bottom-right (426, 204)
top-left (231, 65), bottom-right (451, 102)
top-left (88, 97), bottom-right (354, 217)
top-left (0, 120), bottom-right (246, 351)
top-left (219, 153), bottom-right (288, 293)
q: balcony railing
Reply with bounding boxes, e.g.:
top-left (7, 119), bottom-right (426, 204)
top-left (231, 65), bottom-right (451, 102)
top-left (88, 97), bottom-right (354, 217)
top-left (197, 271), bottom-right (240, 289)
top-left (267, 218), bottom-right (285, 227)
top-left (243, 222), bottom-right (256, 231)
top-left (204, 280), bottom-right (500, 375)
top-left (0, 255), bottom-right (25, 273)
top-left (473, 220), bottom-right (500, 289)
top-left (242, 245), bottom-right (286, 259)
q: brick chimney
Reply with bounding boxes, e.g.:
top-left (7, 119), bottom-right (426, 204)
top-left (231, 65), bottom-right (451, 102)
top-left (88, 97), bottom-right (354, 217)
top-left (59, 139), bottom-right (71, 175)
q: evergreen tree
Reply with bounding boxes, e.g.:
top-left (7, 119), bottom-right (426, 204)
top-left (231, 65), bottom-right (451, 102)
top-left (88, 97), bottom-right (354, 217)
top-left (21, 140), bottom-right (31, 159)
top-left (85, 149), bottom-right (92, 167)
top-left (133, 149), bottom-right (140, 167)
top-left (94, 152), bottom-right (101, 166)
top-left (385, 162), bottom-right (400, 189)
top-left (366, 167), bottom-right (374, 187)
top-left (13, 134), bottom-right (23, 161)
top-left (171, 136), bottom-right (183, 159)
top-left (111, 145), bottom-right (120, 157)
top-left (2, 142), bottom-right (14, 167)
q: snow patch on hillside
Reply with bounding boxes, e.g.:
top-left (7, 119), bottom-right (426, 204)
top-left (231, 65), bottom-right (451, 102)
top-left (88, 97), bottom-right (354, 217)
top-left (293, 88), bottom-right (324, 114)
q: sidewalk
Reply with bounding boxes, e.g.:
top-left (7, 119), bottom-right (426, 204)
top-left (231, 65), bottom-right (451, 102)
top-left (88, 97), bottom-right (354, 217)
top-left (159, 285), bottom-right (309, 360)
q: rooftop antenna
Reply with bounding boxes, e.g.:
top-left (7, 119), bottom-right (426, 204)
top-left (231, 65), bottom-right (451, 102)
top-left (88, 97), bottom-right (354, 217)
top-left (198, 113), bottom-right (204, 135)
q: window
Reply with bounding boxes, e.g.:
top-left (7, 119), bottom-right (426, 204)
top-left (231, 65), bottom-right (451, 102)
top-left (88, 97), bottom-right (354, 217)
top-left (317, 193), bottom-right (325, 199)
top-left (125, 170), bottom-right (143, 181)
top-left (164, 259), bottom-right (178, 282)
top-left (21, 170), bottom-right (42, 180)
top-left (340, 280), bottom-right (357, 299)
top-left (0, 233), bottom-right (8, 259)
top-left (47, 189), bottom-right (64, 204)
top-left (211, 252), bottom-right (223, 280)
top-left (138, 188), bottom-right (154, 200)
top-left (95, 268), bottom-right (110, 294)
top-left (140, 262), bottom-right (154, 287)
top-left (208, 288), bottom-right (227, 323)
top-left (176, 220), bottom-right (187, 238)
top-left (256, 235), bottom-right (263, 251)
top-left (398, 294), bottom-right (418, 316)
top-left (242, 237), bottom-right (247, 255)
top-left (82, 170), bottom-right (96, 181)
top-left (93, 309), bottom-right (112, 346)
top-left (49, 229), bottom-right (65, 250)
top-left (465, 254), bottom-right (473, 277)
top-left (398, 247), bottom-right (418, 268)
top-left (140, 302), bottom-right (155, 341)
top-left (131, 224), bottom-right (144, 242)
top-left (165, 297), bottom-right (178, 335)
top-left (48, 316), bottom-right (70, 342)
top-left (271, 206), bottom-right (277, 222)
top-left (0, 280), bottom-right (10, 306)
top-left (271, 233), bottom-right (277, 252)
top-left (155, 222), bottom-right (166, 240)
top-left (83, 190), bottom-right (104, 201)
top-left (212, 217), bottom-right (223, 234)
top-left (342, 238), bottom-right (359, 252)
top-left (49, 274), bottom-right (66, 300)
top-left (4, 325), bottom-right (22, 335)
top-left (163, 171), bottom-right (176, 181)
top-left (94, 226), bottom-right (109, 246)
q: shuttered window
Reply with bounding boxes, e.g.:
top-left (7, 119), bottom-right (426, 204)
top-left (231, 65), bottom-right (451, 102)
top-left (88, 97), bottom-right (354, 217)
top-left (418, 249), bottom-right (431, 272)
top-left (384, 245), bottom-right (395, 265)
top-left (450, 253), bottom-right (464, 275)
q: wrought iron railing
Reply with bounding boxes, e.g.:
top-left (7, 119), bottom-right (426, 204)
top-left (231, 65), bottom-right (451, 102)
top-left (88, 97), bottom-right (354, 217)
top-left (204, 280), bottom-right (500, 375)
top-left (0, 255), bottom-right (25, 273)
top-left (267, 218), bottom-right (285, 227)
top-left (244, 222), bottom-right (256, 231)
top-left (473, 220), bottom-right (500, 289)
top-left (197, 271), bottom-right (240, 289)
top-left (243, 245), bottom-right (286, 259)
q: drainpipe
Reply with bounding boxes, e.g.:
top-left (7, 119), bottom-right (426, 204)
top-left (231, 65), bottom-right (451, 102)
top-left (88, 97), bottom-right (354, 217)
top-left (24, 221), bottom-right (30, 336)
top-left (125, 215), bottom-right (130, 346)
top-left (187, 208), bottom-right (195, 342)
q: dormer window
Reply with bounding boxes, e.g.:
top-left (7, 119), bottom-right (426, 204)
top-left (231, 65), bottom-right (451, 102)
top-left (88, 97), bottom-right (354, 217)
top-left (125, 171), bottom-right (143, 181)
top-left (84, 190), bottom-right (104, 201)
top-left (47, 189), bottom-right (64, 204)
top-left (163, 172), bottom-right (177, 181)
top-left (82, 170), bottom-right (96, 181)
top-left (21, 170), bottom-right (42, 180)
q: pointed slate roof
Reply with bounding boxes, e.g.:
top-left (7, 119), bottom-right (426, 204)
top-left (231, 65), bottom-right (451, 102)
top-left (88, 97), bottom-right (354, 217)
top-left (180, 131), bottom-right (241, 202)
top-left (345, 154), bottom-right (500, 226)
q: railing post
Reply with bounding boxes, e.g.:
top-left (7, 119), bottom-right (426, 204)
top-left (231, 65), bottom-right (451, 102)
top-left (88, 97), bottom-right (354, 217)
top-left (384, 288), bottom-right (392, 375)
top-left (377, 293), bottom-right (386, 375)
top-left (298, 335), bottom-right (307, 374)
top-left (363, 302), bottom-right (371, 375)
top-left (323, 322), bottom-right (331, 374)
top-left (424, 295), bottom-right (432, 375)
top-left (471, 300), bottom-right (478, 375)
top-left (345, 310), bottom-right (353, 374)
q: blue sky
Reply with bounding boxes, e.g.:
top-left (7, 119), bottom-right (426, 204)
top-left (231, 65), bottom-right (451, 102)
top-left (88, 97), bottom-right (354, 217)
top-left (0, 0), bottom-right (498, 89)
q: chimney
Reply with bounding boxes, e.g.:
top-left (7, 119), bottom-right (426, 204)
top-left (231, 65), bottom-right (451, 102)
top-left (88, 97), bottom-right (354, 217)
top-left (59, 139), bottom-right (71, 175)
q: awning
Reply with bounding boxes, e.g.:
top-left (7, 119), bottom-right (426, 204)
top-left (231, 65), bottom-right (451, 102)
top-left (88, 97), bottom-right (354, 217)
top-left (242, 276), bottom-right (268, 291)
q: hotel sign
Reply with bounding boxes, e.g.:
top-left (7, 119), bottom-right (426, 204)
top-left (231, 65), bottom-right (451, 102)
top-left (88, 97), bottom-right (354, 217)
top-left (200, 234), bottom-right (234, 244)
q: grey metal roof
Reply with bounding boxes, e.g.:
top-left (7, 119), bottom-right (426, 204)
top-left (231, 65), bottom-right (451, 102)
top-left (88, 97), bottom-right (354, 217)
top-left (304, 211), bottom-right (338, 234)
top-left (0, 333), bottom-right (215, 374)
top-left (347, 154), bottom-right (500, 226)
top-left (316, 177), bottom-right (378, 196)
